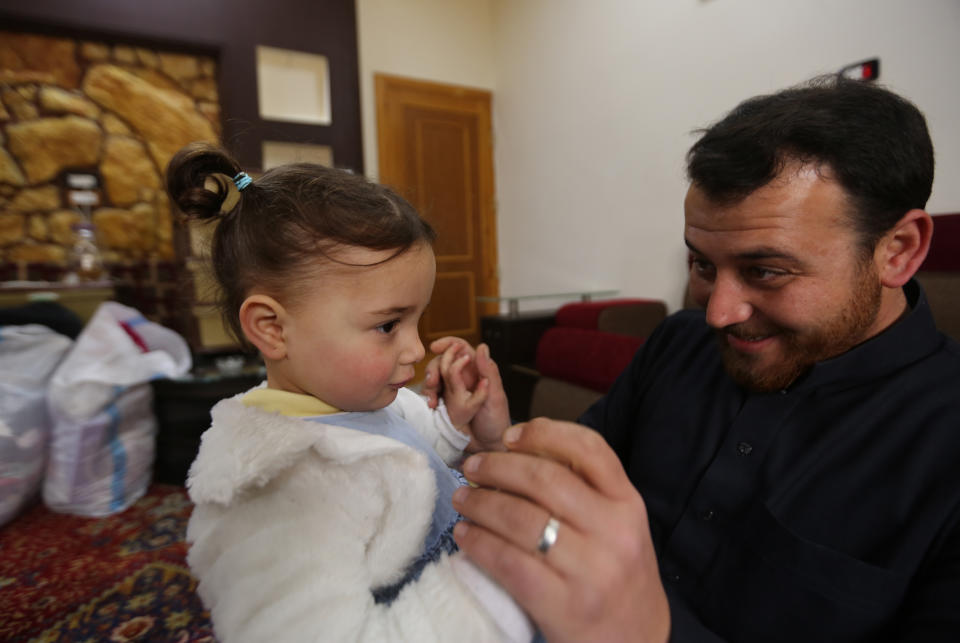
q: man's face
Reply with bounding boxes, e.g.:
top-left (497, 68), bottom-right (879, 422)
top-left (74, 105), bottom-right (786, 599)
top-left (684, 166), bottom-right (886, 392)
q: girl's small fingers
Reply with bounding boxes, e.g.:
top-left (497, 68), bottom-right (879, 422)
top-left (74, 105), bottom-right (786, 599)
top-left (439, 345), bottom-right (463, 376)
top-left (430, 336), bottom-right (469, 355)
top-left (444, 354), bottom-right (473, 395)
top-left (421, 360), bottom-right (442, 408)
top-left (465, 377), bottom-right (489, 410)
top-left (448, 353), bottom-right (472, 380)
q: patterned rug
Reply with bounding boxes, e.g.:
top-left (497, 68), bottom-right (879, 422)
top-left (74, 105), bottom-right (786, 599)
top-left (0, 484), bottom-right (215, 642)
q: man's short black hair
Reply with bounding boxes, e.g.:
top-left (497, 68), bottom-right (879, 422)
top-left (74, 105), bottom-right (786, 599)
top-left (686, 75), bottom-right (935, 249)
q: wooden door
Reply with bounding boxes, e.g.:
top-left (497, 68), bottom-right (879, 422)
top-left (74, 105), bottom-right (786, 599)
top-left (376, 74), bottom-right (498, 360)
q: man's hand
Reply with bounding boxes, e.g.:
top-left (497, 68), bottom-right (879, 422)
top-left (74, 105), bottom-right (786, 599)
top-left (451, 418), bottom-right (671, 643)
top-left (425, 337), bottom-right (510, 452)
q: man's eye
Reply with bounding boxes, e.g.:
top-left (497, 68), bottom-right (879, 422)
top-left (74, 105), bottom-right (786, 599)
top-left (747, 267), bottom-right (787, 282)
top-left (376, 320), bottom-right (398, 334)
top-left (690, 258), bottom-right (715, 278)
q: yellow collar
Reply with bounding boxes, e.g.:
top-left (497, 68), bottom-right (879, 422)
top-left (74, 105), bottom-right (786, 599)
top-left (241, 388), bottom-right (340, 417)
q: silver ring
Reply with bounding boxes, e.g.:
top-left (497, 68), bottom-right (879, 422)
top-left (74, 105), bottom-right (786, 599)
top-left (537, 517), bottom-right (560, 554)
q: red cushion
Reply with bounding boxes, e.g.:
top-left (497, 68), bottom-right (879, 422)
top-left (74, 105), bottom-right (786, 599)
top-left (554, 298), bottom-right (664, 330)
top-left (535, 327), bottom-right (643, 393)
top-left (921, 213), bottom-right (960, 271)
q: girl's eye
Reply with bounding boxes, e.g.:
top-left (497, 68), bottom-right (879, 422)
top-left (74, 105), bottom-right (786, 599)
top-left (376, 320), bottom-right (398, 334)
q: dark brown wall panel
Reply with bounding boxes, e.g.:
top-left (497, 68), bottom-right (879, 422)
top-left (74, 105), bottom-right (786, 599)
top-left (0, 0), bottom-right (363, 173)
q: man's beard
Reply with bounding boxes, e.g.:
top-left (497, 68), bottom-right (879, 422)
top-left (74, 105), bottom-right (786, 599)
top-left (716, 266), bottom-right (883, 392)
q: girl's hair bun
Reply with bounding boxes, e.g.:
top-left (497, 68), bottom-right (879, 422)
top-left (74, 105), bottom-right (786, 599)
top-left (166, 142), bottom-right (244, 221)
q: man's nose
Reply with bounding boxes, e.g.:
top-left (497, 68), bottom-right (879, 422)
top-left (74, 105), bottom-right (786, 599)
top-left (704, 275), bottom-right (752, 329)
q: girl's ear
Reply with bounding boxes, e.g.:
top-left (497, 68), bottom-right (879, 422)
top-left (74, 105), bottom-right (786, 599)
top-left (875, 209), bottom-right (933, 289)
top-left (239, 294), bottom-right (288, 360)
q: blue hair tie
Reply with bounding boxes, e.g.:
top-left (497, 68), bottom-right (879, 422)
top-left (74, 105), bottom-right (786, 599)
top-left (233, 172), bottom-right (252, 191)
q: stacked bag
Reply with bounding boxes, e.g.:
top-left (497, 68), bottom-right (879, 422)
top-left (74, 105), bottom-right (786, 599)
top-left (0, 323), bottom-right (73, 526)
top-left (0, 301), bottom-right (190, 525)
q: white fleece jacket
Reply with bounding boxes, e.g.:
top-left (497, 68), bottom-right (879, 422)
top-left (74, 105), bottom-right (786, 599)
top-left (186, 388), bottom-right (531, 643)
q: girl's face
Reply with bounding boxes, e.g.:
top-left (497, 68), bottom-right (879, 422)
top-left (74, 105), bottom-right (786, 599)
top-left (269, 242), bottom-right (436, 411)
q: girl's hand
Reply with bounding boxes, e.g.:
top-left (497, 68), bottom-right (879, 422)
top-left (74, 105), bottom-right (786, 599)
top-left (423, 337), bottom-right (476, 408)
top-left (438, 343), bottom-right (489, 429)
top-left (462, 344), bottom-right (510, 451)
top-left (427, 338), bottom-right (511, 452)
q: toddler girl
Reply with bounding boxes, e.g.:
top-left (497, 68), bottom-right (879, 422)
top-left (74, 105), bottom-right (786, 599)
top-left (166, 143), bottom-right (531, 642)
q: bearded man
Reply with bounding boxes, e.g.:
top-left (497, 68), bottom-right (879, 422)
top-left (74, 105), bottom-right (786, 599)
top-left (433, 76), bottom-right (960, 642)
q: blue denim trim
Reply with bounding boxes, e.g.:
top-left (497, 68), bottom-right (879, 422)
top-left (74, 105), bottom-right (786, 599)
top-left (372, 511), bottom-right (461, 605)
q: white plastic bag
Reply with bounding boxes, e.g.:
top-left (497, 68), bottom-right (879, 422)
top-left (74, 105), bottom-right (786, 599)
top-left (0, 324), bottom-right (74, 526)
top-left (45, 302), bottom-right (191, 516)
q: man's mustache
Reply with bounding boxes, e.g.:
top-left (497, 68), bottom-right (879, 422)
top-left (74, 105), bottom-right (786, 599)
top-left (717, 323), bottom-right (782, 340)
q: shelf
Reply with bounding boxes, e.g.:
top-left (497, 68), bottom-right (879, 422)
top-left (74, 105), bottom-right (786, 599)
top-left (476, 289), bottom-right (618, 317)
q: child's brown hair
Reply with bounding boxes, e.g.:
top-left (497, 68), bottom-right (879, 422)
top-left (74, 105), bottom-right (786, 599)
top-left (166, 142), bottom-right (435, 348)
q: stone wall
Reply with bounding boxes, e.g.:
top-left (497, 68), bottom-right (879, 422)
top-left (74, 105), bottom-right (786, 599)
top-left (0, 31), bottom-right (219, 266)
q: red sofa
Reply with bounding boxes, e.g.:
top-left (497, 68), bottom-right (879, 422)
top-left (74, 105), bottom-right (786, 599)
top-left (510, 298), bottom-right (667, 421)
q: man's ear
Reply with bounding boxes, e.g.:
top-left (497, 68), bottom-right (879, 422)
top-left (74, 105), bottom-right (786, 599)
top-left (239, 294), bottom-right (288, 360)
top-left (875, 209), bottom-right (933, 288)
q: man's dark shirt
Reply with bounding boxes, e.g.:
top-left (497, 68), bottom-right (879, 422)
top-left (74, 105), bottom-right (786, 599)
top-left (580, 281), bottom-right (960, 642)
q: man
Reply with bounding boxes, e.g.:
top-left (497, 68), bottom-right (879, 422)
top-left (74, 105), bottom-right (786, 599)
top-left (428, 76), bottom-right (960, 642)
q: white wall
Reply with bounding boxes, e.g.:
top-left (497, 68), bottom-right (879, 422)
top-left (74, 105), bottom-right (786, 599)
top-left (490, 0), bottom-right (960, 311)
top-left (355, 0), bottom-right (497, 181)
top-left (356, 0), bottom-right (960, 311)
